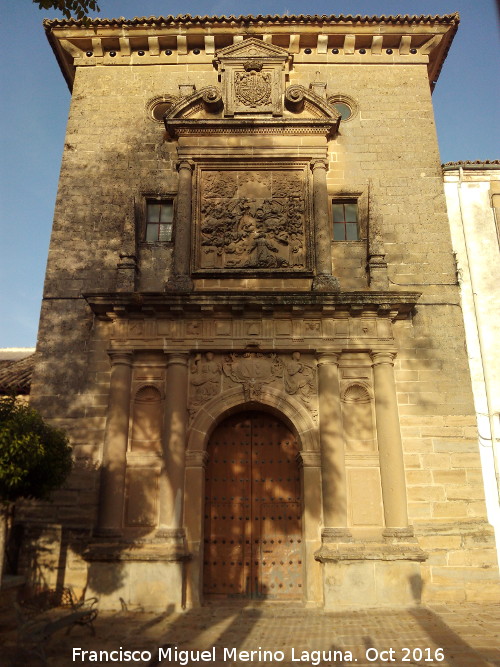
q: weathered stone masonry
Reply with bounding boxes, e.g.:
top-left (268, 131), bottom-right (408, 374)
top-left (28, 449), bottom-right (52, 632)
top-left (18, 13), bottom-right (499, 609)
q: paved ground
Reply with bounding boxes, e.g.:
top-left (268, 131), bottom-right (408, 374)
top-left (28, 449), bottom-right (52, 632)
top-left (1, 601), bottom-right (499, 667)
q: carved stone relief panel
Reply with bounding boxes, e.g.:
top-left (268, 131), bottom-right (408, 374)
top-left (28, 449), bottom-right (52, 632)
top-left (193, 163), bottom-right (311, 274)
top-left (234, 60), bottom-right (273, 111)
top-left (188, 351), bottom-right (318, 420)
top-left (189, 352), bottom-right (223, 412)
top-left (112, 315), bottom-right (394, 346)
top-left (222, 352), bottom-right (282, 400)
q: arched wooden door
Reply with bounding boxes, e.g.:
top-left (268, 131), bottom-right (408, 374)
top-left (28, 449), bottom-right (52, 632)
top-left (203, 410), bottom-right (303, 599)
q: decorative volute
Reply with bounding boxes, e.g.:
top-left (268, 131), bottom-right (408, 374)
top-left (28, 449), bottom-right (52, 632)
top-left (213, 38), bottom-right (291, 117)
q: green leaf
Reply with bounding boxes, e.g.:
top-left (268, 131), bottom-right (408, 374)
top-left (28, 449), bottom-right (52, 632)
top-left (0, 397), bottom-right (72, 503)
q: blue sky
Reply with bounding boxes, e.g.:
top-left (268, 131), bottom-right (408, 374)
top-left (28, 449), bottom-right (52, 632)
top-left (0, 0), bottom-right (499, 348)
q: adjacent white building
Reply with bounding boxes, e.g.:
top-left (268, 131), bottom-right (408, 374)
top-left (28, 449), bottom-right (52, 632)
top-left (443, 160), bottom-right (500, 561)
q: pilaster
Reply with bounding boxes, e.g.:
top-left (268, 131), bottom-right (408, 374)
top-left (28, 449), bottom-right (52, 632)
top-left (311, 160), bottom-right (340, 292)
top-left (166, 160), bottom-right (194, 292)
top-left (316, 352), bottom-right (351, 541)
top-left (158, 353), bottom-right (189, 530)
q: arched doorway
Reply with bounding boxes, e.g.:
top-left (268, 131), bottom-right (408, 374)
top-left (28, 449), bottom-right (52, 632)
top-left (203, 410), bottom-right (304, 599)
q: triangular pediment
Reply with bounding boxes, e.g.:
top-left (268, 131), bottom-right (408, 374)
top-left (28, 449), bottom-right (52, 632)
top-left (215, 37), bottom-right (290, 61)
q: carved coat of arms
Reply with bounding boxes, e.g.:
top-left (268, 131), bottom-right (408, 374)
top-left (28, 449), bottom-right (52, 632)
top-left (234, 60), bottom-right (272, 108)
top-left (223, 352), bottom-right (282, 400)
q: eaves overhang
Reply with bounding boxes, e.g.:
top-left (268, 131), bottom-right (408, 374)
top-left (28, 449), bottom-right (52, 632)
top-left (44, 13), bottom-right (459, 92)
top-left (442, 160), bottom-right (500, 171)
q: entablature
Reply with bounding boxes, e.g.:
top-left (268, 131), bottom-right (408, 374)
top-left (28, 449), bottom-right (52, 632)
top-left (84, 290), bottom-right (420, 322)
top-left (44, 14), bottom-right (459, 91)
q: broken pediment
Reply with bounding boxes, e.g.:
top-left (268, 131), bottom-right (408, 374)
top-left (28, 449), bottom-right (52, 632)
top-left (214, 38), bottom-right (291, 117)
top-left (163, 87), bottom-right (223, 128)
top-left (285, 85), bottom-right (341, 124)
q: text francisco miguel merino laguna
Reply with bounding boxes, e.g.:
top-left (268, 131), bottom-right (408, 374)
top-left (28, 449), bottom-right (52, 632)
top-left (72, 646), bottom-right (358, 664)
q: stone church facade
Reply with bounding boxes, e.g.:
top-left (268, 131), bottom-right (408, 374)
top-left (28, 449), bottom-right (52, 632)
top-left (20, 14), bottom-right (499, 610)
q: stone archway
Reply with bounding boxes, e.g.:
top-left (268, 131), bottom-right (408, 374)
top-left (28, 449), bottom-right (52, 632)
top-left (183, 387), bottom-right (323, 607)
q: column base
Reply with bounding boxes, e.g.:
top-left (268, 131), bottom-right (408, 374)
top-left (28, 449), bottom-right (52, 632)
top-left (312, 274), bottom-right (340, 292)
top-left (156, 527), bottom-right (186, 540)
top-left (165, 274), bottom-right (193, 292)
top-left (320, 557), bottom-right (426, 609)
top-left (94, 528), bottom-right (123, 538)
top-left (383, 526), bottom-right (416, 542)
top-left (321, 527), bottom-right (353, 543)
top-left (315, 536), bottom-right (427, 608)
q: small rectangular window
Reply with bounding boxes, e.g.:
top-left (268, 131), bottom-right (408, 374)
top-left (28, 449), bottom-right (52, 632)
top-left (145, 200), bottom-right (174, 242)
top-left (332, 200), bottom-right (359, 241)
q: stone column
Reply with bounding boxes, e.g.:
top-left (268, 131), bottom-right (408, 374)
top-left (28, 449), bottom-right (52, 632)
top-left (311, 159), bottom-right (340, 292)
top-left (158, 353), bottom-right (189, 530)
top-left (97, 350), bottom-right (133, 536)
top-left (317, 352), bottom-right (351, 541)
top-left (166, 160), bottom-right (193, 292)
top-left (371, 351), bottom-right (410, 532)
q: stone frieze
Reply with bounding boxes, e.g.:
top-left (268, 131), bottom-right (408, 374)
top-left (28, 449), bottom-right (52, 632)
top-left (188, 351), bottom-right (318, 418)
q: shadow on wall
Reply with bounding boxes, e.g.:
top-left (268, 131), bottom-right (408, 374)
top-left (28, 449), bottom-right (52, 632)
top-left (12, 451), bottom-right (160, 603)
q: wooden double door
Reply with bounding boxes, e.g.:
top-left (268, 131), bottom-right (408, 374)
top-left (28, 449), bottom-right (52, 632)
top-left (203, 411), bottom-right (303, 599)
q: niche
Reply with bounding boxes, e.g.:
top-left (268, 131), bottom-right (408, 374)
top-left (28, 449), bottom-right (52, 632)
top-left (341, 382), bottom-right (376, 452)
top-left (130, 385), bottom-right (163, 454)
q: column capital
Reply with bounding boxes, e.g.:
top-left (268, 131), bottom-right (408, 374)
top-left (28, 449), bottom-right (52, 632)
top-left (296, 451), bottom-right (322, 468)
top-left (177, 159), bottom-right (194, 173)
top-left (370, 350), bottom-right (396, 366)
top-left (310, 158), bottom-right (328, 172)
top-left (316, 351), bottom-right (341, 368)
top-left (185, 450), bottom-right (209, 468)
top-left (107, 350), bottom-right (134, 366)
top-left (165, 352), bottom-right (189, 368)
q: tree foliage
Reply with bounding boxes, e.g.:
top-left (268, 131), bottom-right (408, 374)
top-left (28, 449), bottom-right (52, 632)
top-left (35, 0), bottom-right (101, 21)
top-left (0, 397), bottom-right (72, 505)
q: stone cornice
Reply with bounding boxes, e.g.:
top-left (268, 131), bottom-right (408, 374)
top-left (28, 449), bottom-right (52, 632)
top-left (44, 14), bottom-right (459, 92)
top-left (83, 291), bottom-right (420, 322)
top-left (165, 117), bottom-right (340, 139)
